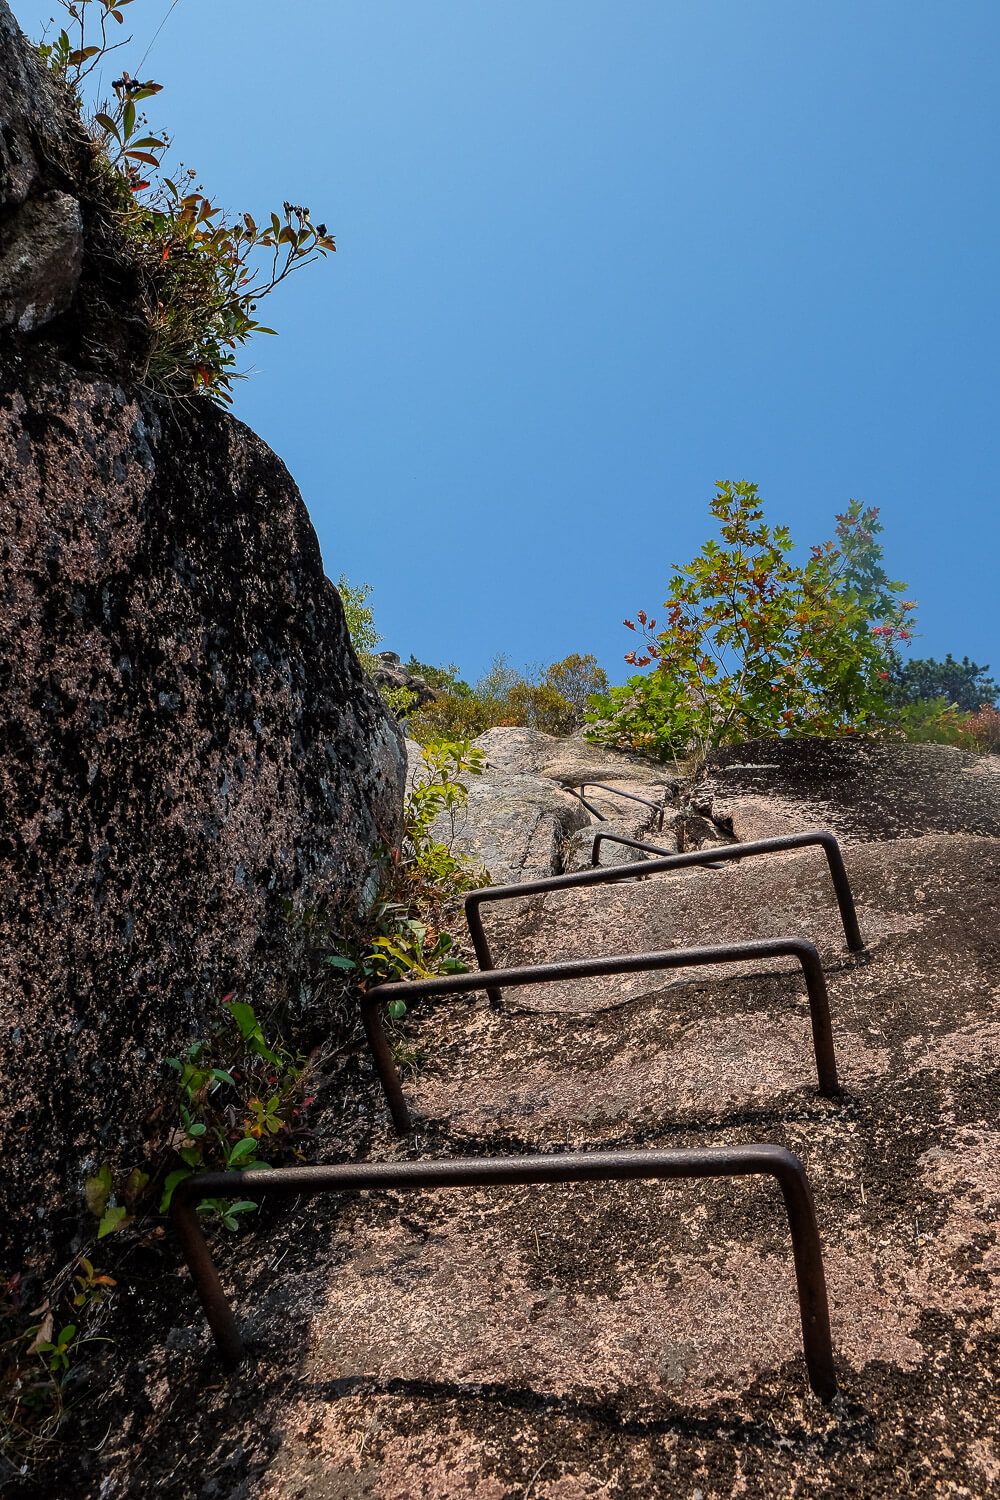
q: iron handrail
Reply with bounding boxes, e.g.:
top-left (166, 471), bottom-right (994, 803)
top-left (171, 1143), bottom-right (837, 1400)
top-left (565, 782), bottom-right (667, 830)
top-left (464, 831), bottom-right (864, 979)
top-left (363, 938), bottom-right (838, 1133)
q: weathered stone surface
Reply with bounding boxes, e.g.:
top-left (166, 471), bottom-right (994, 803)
top-left (0, 189), bottom-right (83, 331)
top-left (563, 817), bottom-right (663, 871)
top-left (472, 725), bottom-right (668, 788)
top-left (0, 2), bottom-right (152, 383)
top-left (0, 353), bottom-right (405, 1266)
top-left (706, 735), bottom-right (1000, 841)
top-left (0, 2), bottom-right (88, 208)
top-left (406, 736), bottom-right (590, 884)
top-left (371, 650), bottom-right (435, 708)
top-left (406, 728), bottom-right (678, 886)
top-left (70, 740), bottom-right (998, 1500)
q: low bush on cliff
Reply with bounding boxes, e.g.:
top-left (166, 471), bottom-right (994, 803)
top-left (337, 576), bottom-right (418, 717)
top-left (587, 480), bottom-right (915, 764)
top-left (408, 653), bottom-right (608, 742)
top-left (37, 0), bottom-right (334, 401)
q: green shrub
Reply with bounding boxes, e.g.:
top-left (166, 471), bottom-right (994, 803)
top-left (543, 653), bottom-right (609, 718)
top-left (337, 576), bottom-right (416, 718)
top-left (408, 653), bottom-right (599, 744)
top-left (587, 481), bottom-right (914, 763)
top-left (407, 690), bottom-right (493, 743)
top-left (894, 698), bottom-right (1000, 754)
top-left (404, 658), bottom-right (473, 696)
top-left (36, 0), bottom-right (334, 402)
top-left (895, 697), bottom-right (968, 746)
top-left (959, 704), bottom-right (1000, 754)
top-left (324, 739), bottom-right (487, 1019)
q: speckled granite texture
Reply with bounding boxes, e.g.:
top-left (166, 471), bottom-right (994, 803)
top-left (0, 0), bottom-right (405, 1269)
top-left (0, 354), bottom-right (404, 1266)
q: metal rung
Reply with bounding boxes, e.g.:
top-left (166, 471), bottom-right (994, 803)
top-left (364, 938), bottom-right (839, 1134)
top-left (171, 1144), bottom-right (837, 1401)
top-left (465, 828), bottom-right (864, 957)
top-left (565, 782), bottom-right (667, 830)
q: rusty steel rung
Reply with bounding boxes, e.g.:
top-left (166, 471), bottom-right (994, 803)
top-left (565, 782), bottom-right (667, 830)
top-left (170, 1143), bottom-right (837, 1401)
top-left (465, 828), bottom-right (864, 958)
top-left (363, 938), bottom-right (839, 1135)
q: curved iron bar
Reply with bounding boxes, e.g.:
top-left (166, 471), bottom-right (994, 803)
top-left (363, 939), bottom-right (838, 1133)
top-left (588, 830), bottom-right (863, 951)
top-left (565, 782), bottom-right (667, 830)
top-left (171, 1144), bottom-right (837, 1400)
top-left (464, 831), bottom-right (864, 983)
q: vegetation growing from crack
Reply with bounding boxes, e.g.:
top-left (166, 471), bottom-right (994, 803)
top-left (0, 995), bottom-right (308, 1472)
top-left (322, 738), bottom-right (487, 1026)
top-left (36, 0), bottom-right (335, 402)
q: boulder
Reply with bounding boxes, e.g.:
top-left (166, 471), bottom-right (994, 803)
top-left (0, 352), bottom-right (405, 1268)
top-left (0, 0), bottom-right (405, 1268)
top-left (472, 725), bottom-right (669, 788)
top-left (370, 650), bottom-right (435, 708)
top-left (405, 738), bottom-right (588, 884)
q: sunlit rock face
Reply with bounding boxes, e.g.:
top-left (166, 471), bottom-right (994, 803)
top-left (0, 1), bottom-right (405, 1266)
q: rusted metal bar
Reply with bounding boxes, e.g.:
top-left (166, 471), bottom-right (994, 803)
top-left (364, 938), bottom-right (838, 1133)
top-left (463, 830), bottom-right (863, 986)
top-left (566, 782), bottom-right (666, 831)
top-left (587, 829), bottom-right (864, 953)
top-left (171, 1144), bottom-right (837, 1400)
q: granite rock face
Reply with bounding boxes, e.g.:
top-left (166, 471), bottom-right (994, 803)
top-left (0, 1), bottom-right (88, 209)
top-left (0, 3), bottom-right (405, 1267)
top-left (0, 190), bottom-right (84, 332)
top-left (0, 353), bottom-right (405, 1265)
top-left (705, 735), bottom-right (1000, 841)
top-left (371, 650), bottom-right (435, 708)
top-left (406, 729), bottom-right (675, 886)
top-left (0, 0), bottom-right (152, 378)
top-left (98, 739), bottom-right (1000, 1500)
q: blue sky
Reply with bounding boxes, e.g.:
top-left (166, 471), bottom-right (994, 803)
top-left (17, 0), bottom-right (1000, 683)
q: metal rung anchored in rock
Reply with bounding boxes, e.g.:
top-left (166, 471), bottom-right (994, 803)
top-left (171, 1144), bottom-right (838, 1400)
top-left (362, 938), bottom-right (841, 1134)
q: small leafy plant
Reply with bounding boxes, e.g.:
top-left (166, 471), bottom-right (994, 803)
top-left (1, 1249), bottom-right (117, 1463)
top-left (323, 739), bottom-right (487, 1024)
top-left (157, 996), bottom-right (308, 1227)
top-left (337, 577), bottom-right (418, 718)
top-left (36, 0), bottom-right (335, 402)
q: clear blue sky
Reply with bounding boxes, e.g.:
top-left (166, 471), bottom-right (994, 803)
top-left (17, 0), bottom-right (1000, 683)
